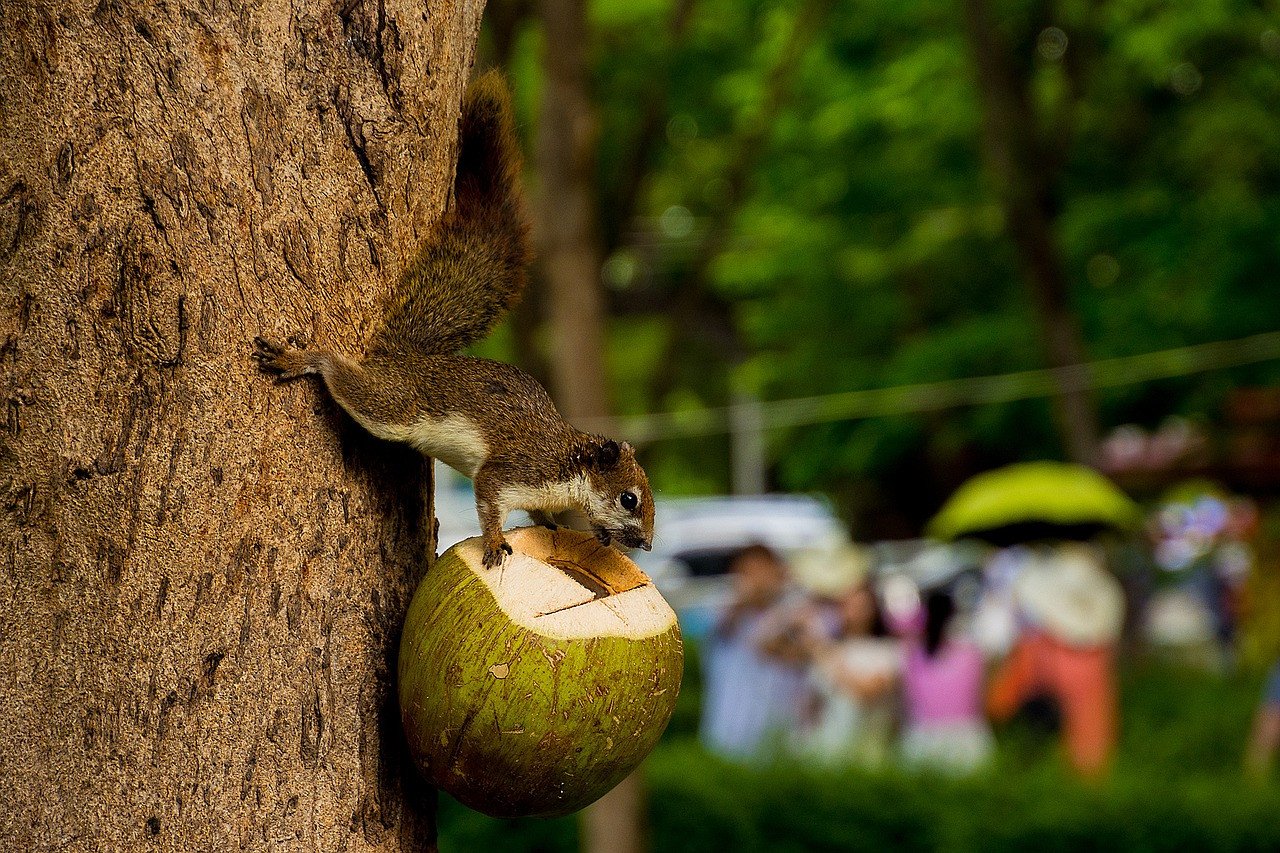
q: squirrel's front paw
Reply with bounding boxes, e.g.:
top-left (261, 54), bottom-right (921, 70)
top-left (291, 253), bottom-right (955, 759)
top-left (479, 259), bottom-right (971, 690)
top-left (253, 337), bottom-right (315, 381)
top-left (482, 539), bottom-right (513, 569)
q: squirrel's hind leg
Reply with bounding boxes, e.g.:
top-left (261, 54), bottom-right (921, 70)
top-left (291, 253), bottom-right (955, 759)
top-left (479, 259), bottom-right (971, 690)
top-left (255, 340), bottom-right (406, 444)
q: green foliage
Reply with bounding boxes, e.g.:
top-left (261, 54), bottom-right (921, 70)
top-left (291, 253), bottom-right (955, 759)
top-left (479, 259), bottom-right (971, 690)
top-left (490, 0), bottom-right (1280, 524)
top-left (440, 737), bottom-right (1280, 853)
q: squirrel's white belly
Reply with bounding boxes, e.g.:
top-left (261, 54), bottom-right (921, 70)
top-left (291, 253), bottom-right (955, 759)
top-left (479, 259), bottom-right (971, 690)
top-left (390, 413), bottom-right (489, 479)
top-left (497, 477), bottom-right (588, 517)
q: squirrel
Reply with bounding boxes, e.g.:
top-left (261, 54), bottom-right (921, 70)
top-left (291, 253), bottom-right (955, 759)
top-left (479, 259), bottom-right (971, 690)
top-left (253, 71), bottom-right (655, 569)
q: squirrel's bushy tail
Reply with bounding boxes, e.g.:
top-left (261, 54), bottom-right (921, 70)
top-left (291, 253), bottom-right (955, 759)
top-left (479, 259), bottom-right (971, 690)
top-left (371, 71), bottom-right (531, 357)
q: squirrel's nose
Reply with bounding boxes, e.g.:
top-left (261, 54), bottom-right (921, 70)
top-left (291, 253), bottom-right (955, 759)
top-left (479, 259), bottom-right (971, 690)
top-left (640, 540), bottom-right (652, 551)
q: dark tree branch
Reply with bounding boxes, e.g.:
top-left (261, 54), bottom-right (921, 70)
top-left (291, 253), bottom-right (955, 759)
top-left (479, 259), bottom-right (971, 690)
top-left (648, 0), bottom-right (833, 405)
top-left (961, 0), bottom-right (1101, 464)
top-left (536, 0), bottom-right (613, 422)
top-left (600, 0), bottom-right (698, 257)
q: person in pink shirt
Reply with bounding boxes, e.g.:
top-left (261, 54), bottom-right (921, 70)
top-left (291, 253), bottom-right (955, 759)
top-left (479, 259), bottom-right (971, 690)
top-left (899, 589), bottom-right (993, 772)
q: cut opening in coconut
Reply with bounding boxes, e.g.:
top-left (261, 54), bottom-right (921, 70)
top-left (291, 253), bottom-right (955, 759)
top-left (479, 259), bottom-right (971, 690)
top-left (455, 526), bottom-right (675, 641)
top-left (508, 526), bottom-right (648, 595)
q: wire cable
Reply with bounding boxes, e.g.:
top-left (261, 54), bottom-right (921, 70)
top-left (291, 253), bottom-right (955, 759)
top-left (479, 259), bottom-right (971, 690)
top-left (583, 330), bottom-right (1280, 442)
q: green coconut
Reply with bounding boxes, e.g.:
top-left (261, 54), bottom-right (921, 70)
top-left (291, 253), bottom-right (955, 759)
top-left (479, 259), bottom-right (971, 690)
top-left (398, 526), bottom-right (683, 818)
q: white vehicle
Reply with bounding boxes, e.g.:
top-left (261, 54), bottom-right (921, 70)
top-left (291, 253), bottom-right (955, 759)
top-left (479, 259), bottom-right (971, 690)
top-left (631, 494), bottom-right (850, 639)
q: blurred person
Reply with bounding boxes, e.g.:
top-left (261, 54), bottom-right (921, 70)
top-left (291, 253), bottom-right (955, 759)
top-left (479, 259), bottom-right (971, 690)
top-left (970, 546), bottom-right (1029, 657)
top-left (700, 544), bottom-right (815, 761)
top-left (1246, 660), bottom-right (1280, 780)
top-left (798, 581), bottom-right (901, 767)
top-left (987, 543), bottom-right (1124, 780)
top-left (899, 588), bottom-right (993, 773)
top-left (1149, 489), bottom-right (1257, 668)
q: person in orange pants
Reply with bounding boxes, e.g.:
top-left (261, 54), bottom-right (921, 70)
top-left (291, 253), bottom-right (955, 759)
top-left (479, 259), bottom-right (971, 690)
top-left (986, 543), bottom-right (1124, 779)
top-left (987, 630), bottom-right (1118, 778)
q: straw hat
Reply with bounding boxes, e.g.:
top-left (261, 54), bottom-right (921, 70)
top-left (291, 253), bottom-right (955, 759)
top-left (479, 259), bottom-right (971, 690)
top-left (1013, 543), bottom-right (1124, 647)
top-left (789, 539), bottom-right (872, 598)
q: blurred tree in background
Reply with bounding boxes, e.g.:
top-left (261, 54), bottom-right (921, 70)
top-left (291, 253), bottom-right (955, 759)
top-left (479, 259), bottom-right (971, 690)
top-left (478, 0), bottom-right (1280, 535)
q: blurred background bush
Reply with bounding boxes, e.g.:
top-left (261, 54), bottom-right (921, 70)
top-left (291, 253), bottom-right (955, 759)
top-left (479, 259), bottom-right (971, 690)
top-left (438, 653), bottom-right (1279, 851)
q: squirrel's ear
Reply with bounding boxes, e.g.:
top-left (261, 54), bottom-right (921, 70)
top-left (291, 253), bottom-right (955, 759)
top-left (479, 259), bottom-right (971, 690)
top-left (595, 440), bottom-right (621, 470)
top-left (620, 441), bottom-right (634, 454)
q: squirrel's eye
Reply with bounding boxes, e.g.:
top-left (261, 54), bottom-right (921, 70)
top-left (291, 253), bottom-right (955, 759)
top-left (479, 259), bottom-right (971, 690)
top-left (620, 491), bottom-right (639, 511)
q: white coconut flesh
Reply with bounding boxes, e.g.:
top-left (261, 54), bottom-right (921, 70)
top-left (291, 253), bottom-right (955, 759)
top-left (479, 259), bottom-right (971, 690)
top-left (454, 526), bottom-right (676, 641)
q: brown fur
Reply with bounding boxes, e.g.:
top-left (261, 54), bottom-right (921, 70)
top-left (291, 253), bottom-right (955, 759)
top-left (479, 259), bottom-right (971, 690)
top-left (254, 72), bottom-right (654, 568)
top-left (369, 71), bottom-right (532, 359)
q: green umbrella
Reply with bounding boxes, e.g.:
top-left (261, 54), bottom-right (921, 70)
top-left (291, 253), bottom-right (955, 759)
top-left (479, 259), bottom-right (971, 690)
top-left (928, 461), bottom-right (1140, 545)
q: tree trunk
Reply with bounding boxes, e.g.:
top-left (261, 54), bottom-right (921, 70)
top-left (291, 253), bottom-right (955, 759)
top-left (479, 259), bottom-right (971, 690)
top-left (961, 0), bottom-right (1101, 466)
top-left (580, 772), bottom-right (646, 853)
top-left (535, 0), bottom-right (610, 423)
top-left (0, 0), bottom-right (483, 849)
top-left (533, 0), bottom-right (643, 849)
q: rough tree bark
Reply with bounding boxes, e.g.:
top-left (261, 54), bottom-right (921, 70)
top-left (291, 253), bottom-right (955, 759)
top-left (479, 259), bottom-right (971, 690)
top-left (0, 0), bottom-right (483, 849)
